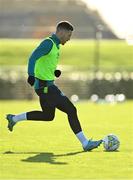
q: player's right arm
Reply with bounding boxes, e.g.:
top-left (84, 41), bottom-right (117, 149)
top-left (27, 39), bottom-right (53, 86)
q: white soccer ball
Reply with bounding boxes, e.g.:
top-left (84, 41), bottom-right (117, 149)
top-left (103, 134), bottom-right (120, 151)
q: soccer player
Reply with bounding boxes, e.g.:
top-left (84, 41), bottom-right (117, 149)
top-left (6, 21), bottom-right (102, 151)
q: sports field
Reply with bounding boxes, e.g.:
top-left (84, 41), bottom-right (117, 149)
top-left (0, 39), bottom-right (133, 71)
top-left (0, 100), bottom-right (133, 179)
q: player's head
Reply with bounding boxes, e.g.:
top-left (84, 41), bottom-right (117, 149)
top-left (56, 21), bottom-right (74, 45)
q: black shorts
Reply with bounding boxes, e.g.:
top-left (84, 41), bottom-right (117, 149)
top-left (35, 84), bottom-right (67, 107)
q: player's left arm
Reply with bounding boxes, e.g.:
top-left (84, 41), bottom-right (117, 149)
top-left (54, 69), bottom-right (61, 77)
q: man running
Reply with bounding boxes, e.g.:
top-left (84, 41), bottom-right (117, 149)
top-left (6, 21), bottom-right (102, 151)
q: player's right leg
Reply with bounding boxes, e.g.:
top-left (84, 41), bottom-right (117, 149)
top-left (6, 89), bottom-right (55, 132)
top-left (6, 110), bottom-right (55, 132)
top-left (6, 114), bottom-right (16, 132)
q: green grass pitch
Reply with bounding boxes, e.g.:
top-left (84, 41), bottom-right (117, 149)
top-left (0, 100), bottom-right (133, 179)
top-left (0, 39), bottom-right (133, 71)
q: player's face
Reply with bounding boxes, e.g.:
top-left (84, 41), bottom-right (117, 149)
top-left (60, 30), bottom-right (72, 45)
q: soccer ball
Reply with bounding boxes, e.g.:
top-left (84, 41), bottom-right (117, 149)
top-left (103, 134), bottom-right (120, 151)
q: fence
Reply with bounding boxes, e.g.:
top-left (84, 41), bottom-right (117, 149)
top-left (0, 67), bottom-right (133, 100)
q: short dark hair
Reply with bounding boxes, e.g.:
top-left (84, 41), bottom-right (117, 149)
top-left (56, 21), bottom-right (74, 31)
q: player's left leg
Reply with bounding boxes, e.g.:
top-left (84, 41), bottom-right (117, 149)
top-left (50, 85), bottom-right (102, 151)
top-left (56, 96), bottom-right (102, 151)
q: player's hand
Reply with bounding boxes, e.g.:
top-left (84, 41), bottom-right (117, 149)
top-left (27, 76), bottom-right (35, 86)
top-left (54, 70), bottom-right (61, 78)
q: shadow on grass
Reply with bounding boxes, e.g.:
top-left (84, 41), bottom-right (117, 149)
top-left (3, 150), bottom-right (84, 165)
top-left (21, 152), bottom-right (67, 165)
top-left (103, 150), bottom-right (120, 152)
